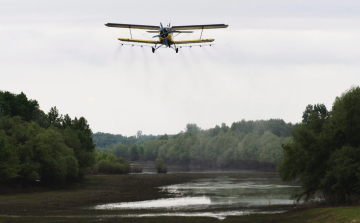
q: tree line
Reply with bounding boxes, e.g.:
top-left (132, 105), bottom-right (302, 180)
top-left (95, 120), bottom-right (294, 170)
top-left (93, 131), bottom-right (159, 148)
top-left (279, 86), bottom-right (360, 204)
top-left (0, 91), bottom-right (95, 186)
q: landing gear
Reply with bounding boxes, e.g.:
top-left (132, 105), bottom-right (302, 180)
top-left (176, 48), bottom-right (179, 53)
top-left (152, 47), bottom-right (155, 53)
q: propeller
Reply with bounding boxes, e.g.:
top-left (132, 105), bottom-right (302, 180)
top-left (151, 22), bottom-right (177, 46)
top-left (152, 23), bottom-right (164, 45)
top-left (160, 23), bottom-right (168, 46)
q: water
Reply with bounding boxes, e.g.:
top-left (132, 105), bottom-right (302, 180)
top-left (95, 210), bottom-right (287, 220)
top-left (94, 172), bottom-right (301, 219)
top-left (1, 211), bottom-right (287, 220)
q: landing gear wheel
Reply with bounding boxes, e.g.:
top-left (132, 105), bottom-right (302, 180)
top-left (152, 47), bottom-right (155, 53)
top-left (176, 48), bottom-right (179, 53)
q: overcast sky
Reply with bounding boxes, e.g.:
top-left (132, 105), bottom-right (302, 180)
top-left (1, 0), bottom-right (360, 136)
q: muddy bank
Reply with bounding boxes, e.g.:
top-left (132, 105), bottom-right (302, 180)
top-left (0, 173), bottom-right (217, 214)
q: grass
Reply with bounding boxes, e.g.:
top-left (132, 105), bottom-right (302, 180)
top-left (0, 173), bottom-right (359, 223)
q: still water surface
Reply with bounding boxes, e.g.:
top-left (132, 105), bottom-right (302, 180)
top-left (94, 171), bottom-right (301, 219)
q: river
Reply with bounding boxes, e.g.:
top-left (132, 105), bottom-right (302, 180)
top-left (92, 170), bottom-right (301, 219)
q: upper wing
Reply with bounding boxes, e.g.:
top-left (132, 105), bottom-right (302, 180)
top-left (118, 38), bottom-right (160, 44)
top-left (105, 23), bottom-right (159, 30)
top-left (172, 24), bottom-right (228, 30)
top-left (173, 39), bottom-right (214, 44)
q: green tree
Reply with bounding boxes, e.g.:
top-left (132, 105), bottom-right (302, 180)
top-left (279, 113), bottom-right (329, 201)
top-left (0, 91), bottom-right (40, 122)
top-left (185, 123), bottom-right (201, 133)
top-left (0, 91), bottom-right (96, 186)
top-left (159, 134), bottom-right (169, 140)
top-left (258, 131), bottom-right (284, 163)
top-left (130, 145), bottom-right (139, 161)
top-left (72, 117), bottom-right (95, 175)
top-left (0, 132), bottom-right (20, 181)
top-left (279, 86), bottom-right (360, 203)
top-left (221, 123), bottom-right (230, 133)
top-left (47, 106), bottom-right (63, 127)
top-left (321, 146), bottom-right (360, 203)
top-left (236, 132), bottom-right (259, 160)
top-left (210, 125), bottom-right (221, 137)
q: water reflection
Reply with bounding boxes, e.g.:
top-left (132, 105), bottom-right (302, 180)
top-left (95, 197), bottom-right (211, 209)
top-left (94, 173), bottom-right (300, 212)
top-left (161, 176), bottom-right (300, 207)
top-left (99, 210), bottom-right (287, 220)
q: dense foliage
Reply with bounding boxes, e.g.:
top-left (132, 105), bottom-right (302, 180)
top-left (0, 91), bottom-right (95, 185)
top-left (279, 86), bottom-right (360, 204)
top-left (0, 91), bottom-right (39, 122)
top-left (92, 152), bottom-right (130, 174)
top-left (96, 120), bottom-right (294, 170)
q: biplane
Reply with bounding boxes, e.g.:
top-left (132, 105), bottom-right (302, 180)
top-left (105, 22), bottom-right (228, 53)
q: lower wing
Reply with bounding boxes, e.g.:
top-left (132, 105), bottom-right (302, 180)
top-left (118, 38), bottom-right (160, 44)
top-left (173, 39), bottom-right (214, 44)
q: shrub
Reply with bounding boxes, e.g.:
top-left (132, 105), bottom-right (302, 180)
top-left (155, 158), bottom-right (167, 174)
top-left (121, 162), bottom-right (131, 174)
top-left (98, 160), bottom-right (113, 173)
top-left (96, 159), bottom-right (130, 174)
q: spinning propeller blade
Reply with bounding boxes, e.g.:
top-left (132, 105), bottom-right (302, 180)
top-left (160, 22), bottom-right (168, 46)
top-left (160, 22), bottom-right (164, 31)
top-left (164, 35), bottom-right (168, 46)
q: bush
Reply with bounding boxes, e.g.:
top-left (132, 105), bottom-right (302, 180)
top-left (155, 158), bottom-right (167, 174)
top-left (121, 162), bottom-right (131, 174)
top-left (97, 160), bottom-right (113, 173)
top-left (96, 159), bottom-right (130, 174)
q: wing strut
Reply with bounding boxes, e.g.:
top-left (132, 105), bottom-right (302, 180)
top-left (129, 28), bottom-right (132, 39)
top-left (200, 28), bottom-right (203, 39)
